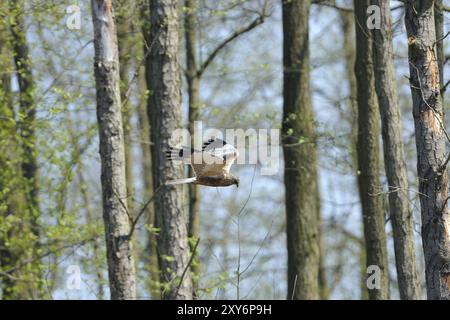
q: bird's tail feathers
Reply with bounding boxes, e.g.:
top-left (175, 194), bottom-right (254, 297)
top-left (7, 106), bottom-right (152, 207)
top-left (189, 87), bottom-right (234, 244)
top-left (165, 177), bottom-right (197, 186)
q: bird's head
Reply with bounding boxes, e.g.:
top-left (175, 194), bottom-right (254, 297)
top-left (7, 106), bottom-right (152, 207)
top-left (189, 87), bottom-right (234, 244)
top-left (232, 175), bottom-right (240, 188)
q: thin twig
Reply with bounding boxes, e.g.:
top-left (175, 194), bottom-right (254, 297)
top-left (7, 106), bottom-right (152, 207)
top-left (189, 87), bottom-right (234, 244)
top-left (433, 30), bottom-right (450, 47)
top-left (128, 185), bottom-right (164, 238)
top-left (197, 11), bottom-right (267, 77)
top-left (174, 237), bottom-right (201, 297)
top-left (240, 220), bottom-right (273, 275)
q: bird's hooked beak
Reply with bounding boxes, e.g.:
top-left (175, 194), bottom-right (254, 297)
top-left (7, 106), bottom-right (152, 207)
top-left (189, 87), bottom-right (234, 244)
top-left (235, 179), bottom-right (239, 188)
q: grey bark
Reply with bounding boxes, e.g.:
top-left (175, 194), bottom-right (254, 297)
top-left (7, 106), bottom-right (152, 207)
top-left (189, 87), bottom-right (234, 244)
top-left (405, 0), bottom-right (450, 300)
top-left (282, 0), bottom-right (320, 300)
top-left (146, 0), bottom-right (193, 300)
top-left (371, 0), bottom-right (420, 300)
top-left (353, 0), bottom-right (390, 300)
top-left (91, 0), bottom-right (136, 300)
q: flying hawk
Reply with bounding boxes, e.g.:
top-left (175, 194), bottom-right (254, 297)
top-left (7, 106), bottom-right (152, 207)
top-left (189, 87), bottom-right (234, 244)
top-left (165, 138), bottom-right (239, 187)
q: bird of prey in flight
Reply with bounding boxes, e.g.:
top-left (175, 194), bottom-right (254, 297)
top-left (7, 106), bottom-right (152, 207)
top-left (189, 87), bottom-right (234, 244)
top-left (165, 138), bottom-right (239, 187)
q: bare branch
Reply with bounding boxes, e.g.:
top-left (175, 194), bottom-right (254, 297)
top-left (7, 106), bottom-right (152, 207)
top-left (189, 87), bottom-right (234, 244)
top-left (197, 13), bottom-right (266, 77)
top-left (312, 0), bottom-right (353, 12)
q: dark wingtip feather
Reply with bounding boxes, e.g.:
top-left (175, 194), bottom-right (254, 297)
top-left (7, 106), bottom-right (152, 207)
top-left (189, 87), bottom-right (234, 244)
top-left (202, 137), bottom-right (227, 150)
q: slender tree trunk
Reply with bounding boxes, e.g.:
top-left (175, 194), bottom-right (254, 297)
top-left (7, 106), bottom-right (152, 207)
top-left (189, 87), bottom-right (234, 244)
top-left (184, 0), bottom-right (201, 297)
top-left (91, 0), bottom-right (136, 300)
top-left (139, 1), bottom-right (161, 299)
top-left (8, 0), bottom-right (42, 299)
top-left (9, 1), bottom-right (38, 212)
top-left (0, 24), bottom-right (19, 299)
top-left (116, 3), bottom-right (134, 211)
top-left (405, 0), bottom-right (450, 300)
top-left (339, 9), bottom-right (369, 300)
top-left (371, 0), bottom-right (420, 300)
top-left (282, 0), bottom-right (320, 300)
top-left (138, 68), bottom-right (160, 299)
top-left (146, 0), bottom-right (193, 300)
top-left (340, 10), bottom-right (358, 163)
top-left (353, 0), bottom-right (390, 300)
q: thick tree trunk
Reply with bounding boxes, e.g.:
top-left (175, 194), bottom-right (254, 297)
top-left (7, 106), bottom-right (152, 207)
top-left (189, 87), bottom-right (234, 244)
top-left (146, 0), bottom-right (193, 300)
top-left (405, 0), bottom-right (450, 300)
top-left (281, 0), bottom-right (320, 300)
top-left (91, 0), bottom-right (136, 300)
top-left (371, 0), bottom-right (420, 300)
top-left (353, 0), bottom-right (390, 300)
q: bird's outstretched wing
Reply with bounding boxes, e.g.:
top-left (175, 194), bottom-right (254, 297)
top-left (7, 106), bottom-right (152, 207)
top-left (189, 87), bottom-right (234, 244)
top-left (166, 137), bottom-right (239, 177)
top-left (200, 138), bottom-right (239, 175)
top-left (165, 146), bottom-right (210, 177)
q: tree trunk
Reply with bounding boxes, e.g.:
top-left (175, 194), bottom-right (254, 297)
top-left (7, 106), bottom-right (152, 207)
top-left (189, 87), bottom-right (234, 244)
top-left (405, 0), bottom-right (450, 300)
top-left (91, 0), bottom-right (136, 300)
top-left (0, 23), bottom-right (20, 299)
top-left (138, 67), bottom-right (160, 299)
top-left (339, 9), bottom-right (369, 300)
top-left (146, 0), bottom-right (193, 300)
top-left (9, 1), bottom-right (38, 212)
top-left (371, 0), bottom-right (420, 300)
top-left (8, 0), bottom-right (42, 299)
top-left (281, 0), bottom-right (320, 300)
top-left (116, 3), bottom-right (134, 212)
top-left (139, 0), bottom-right (161, 299)
top-left (184, 0), bottom-right (201, 297)
top-left (340, 9), bottom-right (358, 164)
top-left (353, 0), bottom-right (390, 300)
